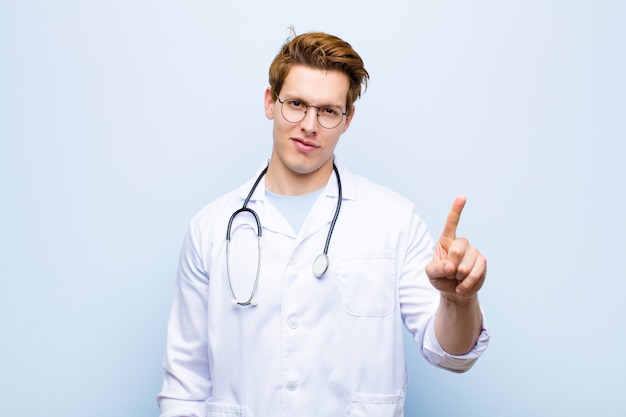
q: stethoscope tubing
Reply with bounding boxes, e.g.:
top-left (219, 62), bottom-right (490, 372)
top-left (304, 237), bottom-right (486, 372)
top-left (323, 163), bottom-right (342, 256)
top-left (226, 206), bottom-right (262, 307)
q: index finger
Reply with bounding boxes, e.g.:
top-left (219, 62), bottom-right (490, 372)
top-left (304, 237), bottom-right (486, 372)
top-left (441, 195), bottom-right (467, 240)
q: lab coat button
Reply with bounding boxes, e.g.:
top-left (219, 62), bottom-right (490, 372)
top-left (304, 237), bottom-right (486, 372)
top-left (286, 380), bottom-right (298, 391)
top-left (288, 317), bottom-right (299, 329)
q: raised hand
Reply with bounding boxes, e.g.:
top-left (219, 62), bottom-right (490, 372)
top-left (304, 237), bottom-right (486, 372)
top-left (425, 195), bottom-right (487, 301)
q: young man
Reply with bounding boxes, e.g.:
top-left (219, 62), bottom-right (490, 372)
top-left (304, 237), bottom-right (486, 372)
top-left (158, 31), bottom-right (489, 417)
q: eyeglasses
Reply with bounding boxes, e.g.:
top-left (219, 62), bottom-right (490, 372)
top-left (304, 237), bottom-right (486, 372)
top-left (276, 96), bottom-right (347, 129)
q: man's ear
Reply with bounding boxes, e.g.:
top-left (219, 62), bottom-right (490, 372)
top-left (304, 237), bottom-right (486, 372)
top-left (264, 88), bottom-right (275, 120)
top-left (342, 105), bottom-right (355, 133)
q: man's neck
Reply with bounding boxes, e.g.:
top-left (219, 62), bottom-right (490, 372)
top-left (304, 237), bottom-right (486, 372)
top-left (265, 160), bottom-right (333, 196)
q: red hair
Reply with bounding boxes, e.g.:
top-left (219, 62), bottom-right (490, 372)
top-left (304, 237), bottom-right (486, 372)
top-left (268, 31), bottom-right (369, 116)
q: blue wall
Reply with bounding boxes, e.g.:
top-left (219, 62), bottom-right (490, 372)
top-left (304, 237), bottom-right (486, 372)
top-left (1, 1), bottom-right (625, 416)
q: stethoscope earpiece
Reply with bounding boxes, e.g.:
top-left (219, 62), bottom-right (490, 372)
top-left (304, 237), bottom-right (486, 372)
top-left (231, 299), bottom-right (259, 307)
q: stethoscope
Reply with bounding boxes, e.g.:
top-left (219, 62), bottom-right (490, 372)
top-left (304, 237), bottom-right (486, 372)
top-left (226, 163), bottom-right (342, 307)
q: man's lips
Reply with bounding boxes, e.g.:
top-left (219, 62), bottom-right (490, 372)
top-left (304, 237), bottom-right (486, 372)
top-left (292, 137), bottom-right (320, 152)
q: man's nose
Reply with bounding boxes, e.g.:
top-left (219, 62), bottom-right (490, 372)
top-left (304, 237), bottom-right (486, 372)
top-left (299, 106), bottom-right (319, 133)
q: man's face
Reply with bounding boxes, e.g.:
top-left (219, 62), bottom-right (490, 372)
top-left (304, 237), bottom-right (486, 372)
top-left (264, 64), bottom-right (353, 186)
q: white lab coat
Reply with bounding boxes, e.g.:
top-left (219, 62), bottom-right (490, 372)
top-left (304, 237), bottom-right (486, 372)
top-left (158, 161), bottom-right (489, 417)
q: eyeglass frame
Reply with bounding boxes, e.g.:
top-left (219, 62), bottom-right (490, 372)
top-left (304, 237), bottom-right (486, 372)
top-left (275, 95), bottom-right (348, 129)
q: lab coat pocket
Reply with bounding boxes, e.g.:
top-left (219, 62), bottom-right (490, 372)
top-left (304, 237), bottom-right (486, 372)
top-left (348, 391), bottom-right (404, 417)
top-left (205, 399), bottom-right (245, 416)
top-left (337, 251), bottom-right (395, 317)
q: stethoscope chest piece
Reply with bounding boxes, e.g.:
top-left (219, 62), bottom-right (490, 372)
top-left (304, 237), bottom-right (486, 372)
top-left (312, 253), bottom-right (329, 278)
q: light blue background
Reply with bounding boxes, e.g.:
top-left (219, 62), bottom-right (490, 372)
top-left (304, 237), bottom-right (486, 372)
top-left (1, 1), bottom-right (625, 416)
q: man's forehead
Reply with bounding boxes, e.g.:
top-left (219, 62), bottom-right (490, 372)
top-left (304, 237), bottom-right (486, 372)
top-left (280, 65), bottom-right (349, 105)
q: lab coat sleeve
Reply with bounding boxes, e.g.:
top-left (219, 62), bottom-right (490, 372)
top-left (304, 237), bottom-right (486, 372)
top-left (421, 313), bottom-right (490, 373)
top-left (399, 206), bottom-right (490, 373)
top-left (157, 218), bottom-right (212, 417)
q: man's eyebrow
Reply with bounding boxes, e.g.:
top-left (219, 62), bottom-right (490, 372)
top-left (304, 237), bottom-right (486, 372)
top-left (283, 95), bottom-right (344, 108)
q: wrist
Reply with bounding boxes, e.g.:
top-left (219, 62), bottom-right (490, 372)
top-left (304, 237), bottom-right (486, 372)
top-left (440, 291), bottom-right (479, 307)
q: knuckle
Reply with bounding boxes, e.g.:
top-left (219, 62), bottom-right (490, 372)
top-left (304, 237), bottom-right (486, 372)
top-left (449, 245), bottom-right (464, 258)
top-left (457, 264), bottom-right (471, 277)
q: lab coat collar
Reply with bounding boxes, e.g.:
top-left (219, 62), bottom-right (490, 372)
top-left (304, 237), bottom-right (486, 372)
top-left (235, 160), bottom-right (271, 204)
top-left (235, 157), bottom-right (356, 204)
top-left (233, 158), bottom-right (356, 239)
top-left (324, 158), bottom-right (356, 201)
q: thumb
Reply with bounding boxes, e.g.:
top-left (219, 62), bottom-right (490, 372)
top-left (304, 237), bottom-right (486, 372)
top-left (426, 258), bottom-right (455, 280)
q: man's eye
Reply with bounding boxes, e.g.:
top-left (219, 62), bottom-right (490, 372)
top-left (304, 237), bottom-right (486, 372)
top-left (288, 100), bottom-right (304, 109)
top-left (322, 106), bottom-right (340, 116)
